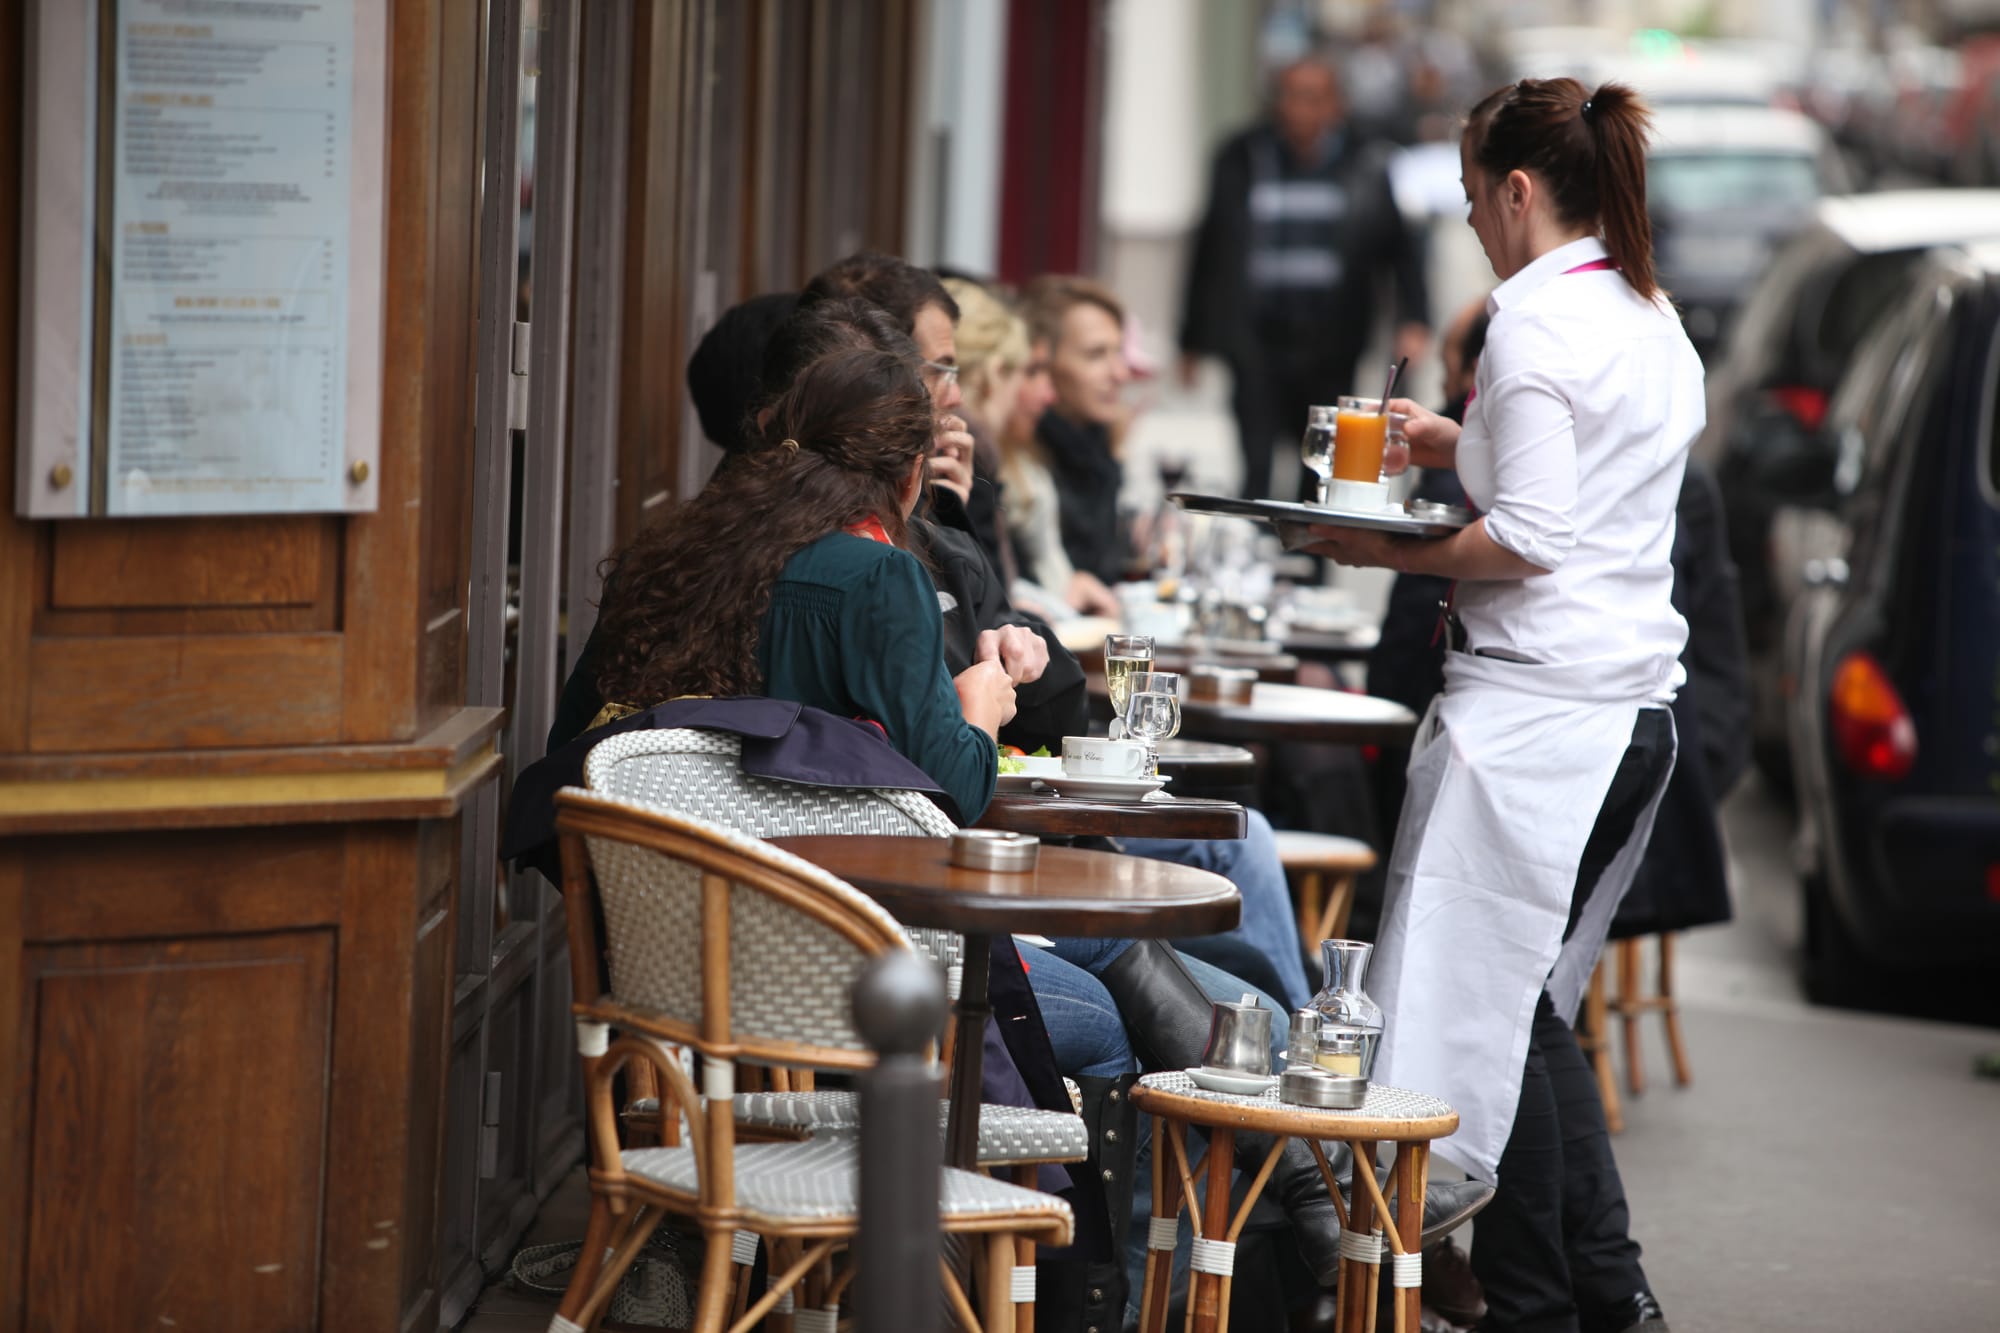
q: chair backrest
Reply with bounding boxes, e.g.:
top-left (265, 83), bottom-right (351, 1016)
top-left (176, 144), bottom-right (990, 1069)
top-left (583, 727), bottom-right (964, 973)
top-left (555, 788), bottom-right (912, 1067)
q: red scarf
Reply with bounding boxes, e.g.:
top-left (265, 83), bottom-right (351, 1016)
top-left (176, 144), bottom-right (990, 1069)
top-left (845, 516), bottom-right (893, 545)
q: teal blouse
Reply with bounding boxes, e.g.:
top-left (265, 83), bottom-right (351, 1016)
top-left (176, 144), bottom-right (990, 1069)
top-left (756, 530), bottom-right (996, 821)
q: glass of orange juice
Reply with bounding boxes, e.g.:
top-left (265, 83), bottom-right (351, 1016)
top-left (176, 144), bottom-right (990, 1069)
top-left (1333, 396), bottom-right (1391, 482)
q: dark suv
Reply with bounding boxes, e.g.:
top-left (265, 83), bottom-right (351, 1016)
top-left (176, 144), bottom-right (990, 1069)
top-left (1696, 189), bottom-right (2000, 787)
top-left (1781, 241), bottom-right (2000, 1005)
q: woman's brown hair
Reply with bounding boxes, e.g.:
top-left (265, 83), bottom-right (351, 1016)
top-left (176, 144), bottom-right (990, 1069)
top-left (1464, 77), bottom-right (1659, 302)
top-left (592, 343), bottom-right (934, 705)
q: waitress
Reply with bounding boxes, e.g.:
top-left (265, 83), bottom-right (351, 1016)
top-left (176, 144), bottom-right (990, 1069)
top-left (1310, 78), bottom-right (1695, 1333)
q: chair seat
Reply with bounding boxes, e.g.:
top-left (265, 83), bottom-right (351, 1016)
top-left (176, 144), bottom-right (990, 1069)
top-left (1270, 830), bottom-right (1377, 871)
top-left (630, 1091), bottom-right (1090, 1166)
top-left (622, 1136), bottom-right (1074, 1238)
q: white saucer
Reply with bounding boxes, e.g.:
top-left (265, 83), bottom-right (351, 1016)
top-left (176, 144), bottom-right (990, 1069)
top-left (1187, 1066), bottom-right (1279, 1096)
top-left (995, 773), bottom-right (1050, 794)
top-left (1037, 773), bottom-right (1169, 803)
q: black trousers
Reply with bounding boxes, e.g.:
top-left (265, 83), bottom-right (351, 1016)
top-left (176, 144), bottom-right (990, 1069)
top-left (1230, 336), bottom-right (1361, 500)
top-left (1474, 706), bottom-right (1676, 1333)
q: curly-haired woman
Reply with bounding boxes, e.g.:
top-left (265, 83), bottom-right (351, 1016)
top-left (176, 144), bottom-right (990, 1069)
top-left (592, 340), bottom-right (1018, 822)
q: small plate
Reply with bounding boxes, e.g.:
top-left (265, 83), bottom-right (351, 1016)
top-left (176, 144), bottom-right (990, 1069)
top-left (1037, 773), bottom-right (1168, 803)
top-left (1187, 1066), bottom-right (1279, 1096)
top-left (995, 773), bottom-right (1051, 794)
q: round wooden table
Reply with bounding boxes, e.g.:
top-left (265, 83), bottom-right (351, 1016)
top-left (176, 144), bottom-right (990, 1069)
top-left (976, 792), bottom-right (1247, 840)
top-left (1282, 627), bottom-right (1379, 666)
top-left (771, 836), bottom-right (1241, 1170)
top-left (1177, 682), bottom-right (1418, 747)
top-left (1130, 1073), bottom-right (1459, 1333)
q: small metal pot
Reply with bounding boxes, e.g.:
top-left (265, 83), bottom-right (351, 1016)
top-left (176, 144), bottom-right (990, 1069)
top-left (1200, 995), bottom-right (1273, 1075)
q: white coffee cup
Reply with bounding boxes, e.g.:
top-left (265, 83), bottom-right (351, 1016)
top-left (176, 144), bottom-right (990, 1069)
top-left (1062, 736), bottom-right (1150, 779)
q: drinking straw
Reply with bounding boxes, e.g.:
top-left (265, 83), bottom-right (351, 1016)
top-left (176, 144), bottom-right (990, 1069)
top-left (1376, 356), bottom-right (1408, 415)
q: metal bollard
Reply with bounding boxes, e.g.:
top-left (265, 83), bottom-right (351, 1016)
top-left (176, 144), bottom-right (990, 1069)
top-left (853, 950), bottom-right (948, 1333)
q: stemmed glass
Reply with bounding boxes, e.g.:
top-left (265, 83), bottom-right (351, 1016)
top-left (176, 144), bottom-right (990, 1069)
top-left (1300, 404), bottom-right (1337, 505)
top-left (1104, 634), bottom-right (1154, 740)
top-left (1122, 670), bottom-right (1182, 779)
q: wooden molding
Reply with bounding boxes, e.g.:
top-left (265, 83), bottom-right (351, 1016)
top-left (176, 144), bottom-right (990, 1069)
top-left (0, 706), bottom-right (503, 834)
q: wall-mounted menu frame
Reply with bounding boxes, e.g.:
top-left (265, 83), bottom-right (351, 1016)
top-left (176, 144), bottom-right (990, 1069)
top-left (17, 0), bottom-right (386, 518)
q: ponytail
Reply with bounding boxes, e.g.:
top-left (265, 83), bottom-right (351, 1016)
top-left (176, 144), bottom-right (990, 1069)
top-left (1464, 77), bottom-right (1661, 303)
top-left (1580, 84), bottom-right (1658, 302)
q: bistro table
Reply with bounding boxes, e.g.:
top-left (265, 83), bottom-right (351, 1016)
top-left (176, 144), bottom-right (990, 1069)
top-left (976, 790), bottom-right (1247, 840)
top-left (1282, 626), bottom-right (1378, 666)
top-left (1177, 681), bottom-right (1418, 747)
top-left (1088, 677), bottom-right (1418, 747)
top-left (771, 835), bottom-right (1240, 1171)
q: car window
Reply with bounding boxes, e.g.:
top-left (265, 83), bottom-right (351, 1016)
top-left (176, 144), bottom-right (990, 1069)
top-left (1983, 301), bottom-right (2000, 507)
top-left (1811, 251), bottom-right (1921, 384)
top-left (1825, 277), bottom-right (1944, 495)
top-left (1866, 285), bottom-right (1955, 482)
top-left (1726, 228), bottom-right (1840, 386)
top-left (1649, 153), bottom-right (1822, 212)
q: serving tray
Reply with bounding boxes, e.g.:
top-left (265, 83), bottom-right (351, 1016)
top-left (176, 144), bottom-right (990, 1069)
top-left (1169, 491), bottom-right (1471, 542)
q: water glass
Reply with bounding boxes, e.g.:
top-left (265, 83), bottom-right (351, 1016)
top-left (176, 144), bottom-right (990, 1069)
top-left (1300, 404), bottom-right (1337, 505)
top-left (1122, 670), bottom-right (1182, 777)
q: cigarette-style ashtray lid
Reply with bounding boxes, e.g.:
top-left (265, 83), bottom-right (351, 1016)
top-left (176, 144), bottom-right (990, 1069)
top-left (949, 828), bottom-right (1041, 872)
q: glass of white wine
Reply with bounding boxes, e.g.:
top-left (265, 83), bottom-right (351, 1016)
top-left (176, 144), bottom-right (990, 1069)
top-left (1122, 670), bottom-right (1182, 779)
top-left (1104, 634), bottom-right (1154, 739)
top-left (1300, 404), bottom-right (1337, 505)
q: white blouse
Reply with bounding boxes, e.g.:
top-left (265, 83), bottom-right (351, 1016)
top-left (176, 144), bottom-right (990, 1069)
top-left (1453, 235), bottom-right (1705, 701)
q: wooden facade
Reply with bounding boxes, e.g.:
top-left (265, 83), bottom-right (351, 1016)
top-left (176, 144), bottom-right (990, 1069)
top-left (0, 1), bottom-right (920, 1329)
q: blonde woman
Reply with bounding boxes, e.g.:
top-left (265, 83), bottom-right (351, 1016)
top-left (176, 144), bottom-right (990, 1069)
top-left (944, 276), bottom-right (1119, 617)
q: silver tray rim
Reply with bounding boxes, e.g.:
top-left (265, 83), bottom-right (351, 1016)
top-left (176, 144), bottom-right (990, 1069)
top-left (1169, 491), bottom-right (1469, 540)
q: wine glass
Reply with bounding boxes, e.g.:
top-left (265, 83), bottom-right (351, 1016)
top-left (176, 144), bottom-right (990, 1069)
top-left (1123, 671), bottom-right (1182, 779)
top-left (1104, 634), bottom-right (1154, 739)
top-left (1300, 405), bottom-right (1337, 505)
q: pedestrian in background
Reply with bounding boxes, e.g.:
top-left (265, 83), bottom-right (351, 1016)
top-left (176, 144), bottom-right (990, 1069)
top-left (1179, 52), bottom-right (1431, 499)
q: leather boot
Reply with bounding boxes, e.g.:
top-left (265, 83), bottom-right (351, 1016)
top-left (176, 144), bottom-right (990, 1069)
top-left (1098, 941), bottom-right (1494, 1285)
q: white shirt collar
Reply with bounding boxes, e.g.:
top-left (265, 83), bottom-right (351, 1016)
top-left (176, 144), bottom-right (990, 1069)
top-left (1485, 235), bottom-right (1611, 316)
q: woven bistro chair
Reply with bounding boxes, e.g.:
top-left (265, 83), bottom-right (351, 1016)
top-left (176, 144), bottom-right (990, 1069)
top-left (584, 727), bottom-right (1088, 1329)
top-left (584, 727), bottom-right (1088, 1165)
top-left (549, 790), bottom-right (1072, 1333)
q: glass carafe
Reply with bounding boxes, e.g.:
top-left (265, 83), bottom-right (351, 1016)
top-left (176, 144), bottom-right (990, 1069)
top-left (1306, 940), bottom-right (1385, 1079)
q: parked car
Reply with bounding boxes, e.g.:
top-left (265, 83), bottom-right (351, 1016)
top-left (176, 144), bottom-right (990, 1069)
top-left (1647, 104), bottom-right (1850, 357)
top-left (1779, 241), bottom-right (2000, 1005)
top-left (1695, 190), bottom-right (2000, 787)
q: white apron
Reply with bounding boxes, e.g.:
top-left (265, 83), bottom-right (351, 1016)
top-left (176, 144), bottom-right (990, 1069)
top-left (1368, 652), bottom-right (1675, 1183)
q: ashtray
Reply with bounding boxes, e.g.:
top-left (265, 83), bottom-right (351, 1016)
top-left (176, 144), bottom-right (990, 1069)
top-left (1187, 664), bottom-right (1256, 704)
top-left (1279, 1064), bottom-right (1368, 1109)
top-left (949, 828), bottom-right (1040, 872)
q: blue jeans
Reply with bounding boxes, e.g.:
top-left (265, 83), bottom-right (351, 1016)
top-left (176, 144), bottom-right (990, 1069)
top-left (1120, 809), bottom-right (1312, 1011)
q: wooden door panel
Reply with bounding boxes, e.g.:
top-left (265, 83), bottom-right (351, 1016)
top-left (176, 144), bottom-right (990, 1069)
top-left (23, 931), bottom-right (334, 1333)
top-left (27, 633), bottom-right (343, 753)
top-left (48, 518), bottom-right (331, 610)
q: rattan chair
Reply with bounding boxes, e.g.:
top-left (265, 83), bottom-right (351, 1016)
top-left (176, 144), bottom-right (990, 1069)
top-left (549, 790), bottom-right (1072, 1333)
top-left (584, 727), bottom-right (1089, 1170)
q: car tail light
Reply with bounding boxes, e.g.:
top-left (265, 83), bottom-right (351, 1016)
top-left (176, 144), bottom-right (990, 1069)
top-left (1768, 384), bottom-right (1829, 431)
top-left (1828, 651), bottom-right (1917, 781)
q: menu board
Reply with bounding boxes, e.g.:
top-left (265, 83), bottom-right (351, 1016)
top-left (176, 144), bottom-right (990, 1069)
top-left (16, 0), bottom-right (384, 518)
